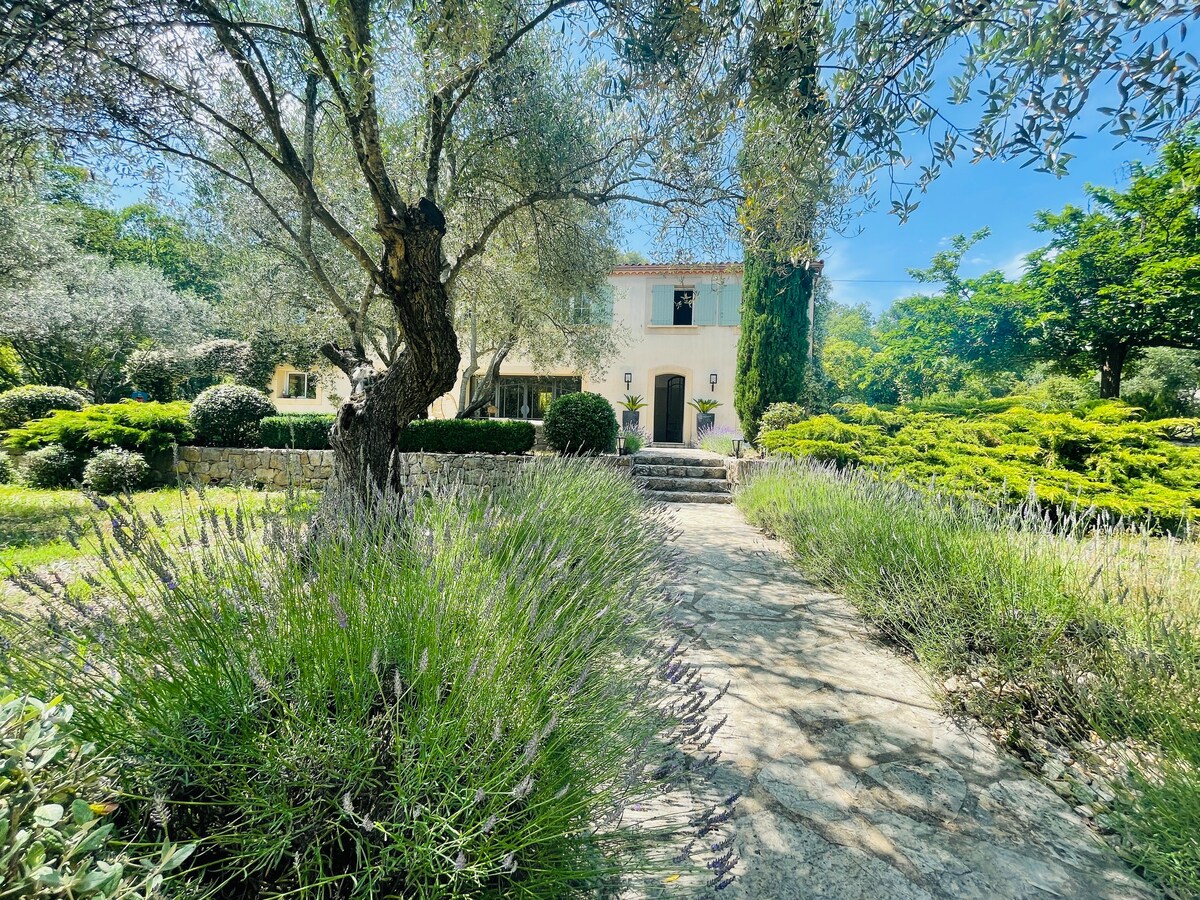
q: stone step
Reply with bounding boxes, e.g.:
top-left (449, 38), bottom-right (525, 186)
top-left (633, 453), bottom-right (726, 468)
top-left (631, 463), bottom-right (727, 479)
top-left (635, 475), bottom-right (729, 493)
top-left (643, 490), bottom-right (732, 504)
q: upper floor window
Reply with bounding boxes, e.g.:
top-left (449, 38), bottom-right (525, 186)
top-left (673, 288), bottom-right (694, 325)
top-left (284, 371), bottom-right (317, 399)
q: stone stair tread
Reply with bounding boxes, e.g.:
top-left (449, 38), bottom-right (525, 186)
top-left (643, 490), bottom-right (732, 504)
top-left (631, 464), bottom-right (727, 479)
top-left (634, 475), bottom-right (729, 493)
top-left (632, 454), bottom-right (726, 468)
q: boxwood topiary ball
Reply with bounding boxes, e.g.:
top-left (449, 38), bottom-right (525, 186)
top-left (543, 392), bottom-right (618, 456)
top-left (189, 385), bottom-right (276, 448)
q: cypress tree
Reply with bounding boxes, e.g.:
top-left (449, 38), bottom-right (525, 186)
top-left (734, 252), bottom-right (814, 441)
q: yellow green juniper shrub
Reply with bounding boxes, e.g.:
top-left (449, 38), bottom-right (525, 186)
top-left (759, 400), bottom-right (1200, 529)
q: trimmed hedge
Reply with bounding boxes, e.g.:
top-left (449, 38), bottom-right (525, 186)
top-left (396, 418), bottom-right (534, 454)
top-left (4, 401), bottom-right (192, 456)
top-left (190, 385), bottom-right (275, 448)
top-left (259, 414), bottom-right (334, 450)
top-left (0, 385), bottom-right (87, 429)
top-left (543, 392), bottom-right (618, 455)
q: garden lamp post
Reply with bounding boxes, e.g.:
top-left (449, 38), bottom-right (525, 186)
top-left (732, 437), bottom-right (743, 459)
top-left (617, 433), bottom-right (626, 456)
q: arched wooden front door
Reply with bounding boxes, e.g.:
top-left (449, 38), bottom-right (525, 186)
top-left (653, 374), bottom-right (685, 443)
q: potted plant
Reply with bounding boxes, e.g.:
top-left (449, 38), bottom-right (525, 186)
top-left (688, 398), bottom-right (721, 432)
top-left (619, 394), bottom-right (648, 429)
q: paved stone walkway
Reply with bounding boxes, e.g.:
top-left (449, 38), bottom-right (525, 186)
top-left (658, 502), bottom-right (1156, 899)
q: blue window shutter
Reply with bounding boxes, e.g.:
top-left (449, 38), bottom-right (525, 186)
top-left (718, 281), bottom-right (742, 325)
top-left (596, 284), bottom-right (614, 324)
top-left (694, 282), bottom-right (718, 325)
top-left (650, 284), bottom-right (673, 325)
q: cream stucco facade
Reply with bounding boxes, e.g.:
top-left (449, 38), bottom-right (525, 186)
top-left (271, 262), bottom-right (747, 446)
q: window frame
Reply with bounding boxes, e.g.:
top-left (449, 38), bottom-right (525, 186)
top-left (672, 287), bottom-right (695, 326)
top-left (283, 371), bottom-right (318, 400)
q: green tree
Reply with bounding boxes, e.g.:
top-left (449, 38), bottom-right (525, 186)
top-left (735, 253), bottom-right (818, 440)
top-left (1024, 135), bottom-right (1200, 397)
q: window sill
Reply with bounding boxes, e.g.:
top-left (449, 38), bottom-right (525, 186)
top-left (647, 324), bottom-right (700, 329)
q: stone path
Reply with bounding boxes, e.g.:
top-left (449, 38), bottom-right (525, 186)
top-left (656, 502), bottom-right (1156, 899)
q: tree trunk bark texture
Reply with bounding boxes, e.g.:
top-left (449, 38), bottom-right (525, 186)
top-left (1099, 344), bottom-right (1128, 399)
top-left (328, 207), bottom-right (460, 493)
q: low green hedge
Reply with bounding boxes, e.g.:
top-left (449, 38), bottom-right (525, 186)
top-left (397, 418), bottom-right (535, 454)
top-left (259, 414), bottom-right (334, 449)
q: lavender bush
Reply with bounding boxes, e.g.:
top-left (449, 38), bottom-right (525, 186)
top-left (3, 460), bottom-right (733, 897)
top-left (697, 424), bottom-right (741, 457)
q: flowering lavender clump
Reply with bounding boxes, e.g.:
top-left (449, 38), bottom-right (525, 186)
top-left (2, 458), bottom-right (731, 897)
top-left (697, 423), bottom-right (742, 456)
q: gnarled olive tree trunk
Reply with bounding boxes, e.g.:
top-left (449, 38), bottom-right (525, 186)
top-left (325, 206), bottom-right (460, 493)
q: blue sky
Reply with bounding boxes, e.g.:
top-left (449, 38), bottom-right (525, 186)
top-left (820, 135), bottom-right (1144, 316)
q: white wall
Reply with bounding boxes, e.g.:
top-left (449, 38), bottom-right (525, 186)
top-left (268, 365), bottom-right (350, 415)
top-left (431, 267), bottom-right (744, 445)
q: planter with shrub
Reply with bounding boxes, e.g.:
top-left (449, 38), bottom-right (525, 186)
top-left (83, 447), bottom-right (151, 494)
top-left (0, 385), bottom-right (88, 429)
top-left (189, 385), bottom-right (276, 448)
top-left (397, 418), bottom-right (535, 454)
top-left (619, 394), bottom-right (647, 430)
top-left (688, 398), bottom-right (720, 434)
top-left (21, 443), bottom-right (77, 488)
top-left (544, 391), bottom-right (618, 455)
top-left (259, 413), bottom-right (335, 450)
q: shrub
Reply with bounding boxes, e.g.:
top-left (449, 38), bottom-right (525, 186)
top-left (396, 418), bottom-right (535, 454)
top-left (189, 385), bottom-right (275, 447)
top-left (124, 349), bottom-right (186, 401)
top-left (697, 423), bottom-right (741, 456)
top-left (0, 452), bottom-right (13, 484)
top-left (758, 403), bottom-right (1200, 529)
top-left (0, 385), bottom-right (87, 429)
top-left (621, 424), bottom-right (650, 454)
top-left (5, 401), bottom-right (193, 457)
top-left (0, 693), bottom-right (195, 898)
top-left (259, 413), bottom-right (334, 449)
top-left (83, 447), bottom-right (151, 494)
top-left (543, 391), bottom-right (618, 455)
top-left (22, 443), bottom-right (77, 488)
top-left (757, 401), bottom-right (808, 436)
top-left (4, 465), bottom-right (731, 897)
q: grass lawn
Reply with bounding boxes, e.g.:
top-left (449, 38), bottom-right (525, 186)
top-left (0, 483), bottom-right (314, 574)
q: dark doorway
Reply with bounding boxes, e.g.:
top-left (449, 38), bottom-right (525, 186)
top-left (653, 374), bottom-right (685, 443)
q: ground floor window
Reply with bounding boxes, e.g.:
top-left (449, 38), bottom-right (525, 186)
top-left (472, 375), bottom-right (582, 419)
top-left (284, 371), bottom-right (317, 399)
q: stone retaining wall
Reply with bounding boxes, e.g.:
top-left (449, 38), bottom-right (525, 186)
top-left (726, 457), bottom-right (770, 486)
top-left (174, 446), bottom-right (630, 491)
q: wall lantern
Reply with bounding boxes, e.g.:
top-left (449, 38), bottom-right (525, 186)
top-left (617, 433), bottom-right (627, 456)
top-left (709, 372), bottom-right (718, 391)
top-left (624, 371), bottom-right (633, 389)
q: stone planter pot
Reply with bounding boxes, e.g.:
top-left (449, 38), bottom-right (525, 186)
top-left (621, 410), bottom-right (641, 429)
top-left (696, 412), bottom-right (715, 432)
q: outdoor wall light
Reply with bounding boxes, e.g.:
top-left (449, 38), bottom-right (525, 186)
top-left (709, 372), bottom-right (718, 391)
top-left (624, 371), bottom-right (633, 389)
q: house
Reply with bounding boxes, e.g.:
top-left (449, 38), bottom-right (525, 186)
top-left (270, 260), bottom-right (821, 445)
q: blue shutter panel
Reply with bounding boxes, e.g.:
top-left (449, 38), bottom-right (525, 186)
top-left (596, 284), bottom-right (614, 324)
top-left (650, 284), bottom-right (673, 325)
top-left (718, 281), bottom-right (742, 325)
top-left (694, 282), bottom-right (718, 325)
